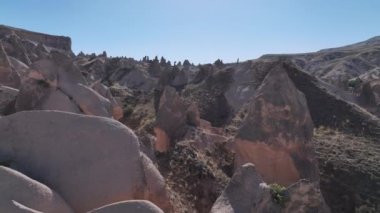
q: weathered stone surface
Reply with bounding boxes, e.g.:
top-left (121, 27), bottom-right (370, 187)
top-left (184, 68), bottom-right (233, 127)
top-left (0, 166), bottom-right (73, 213)
top-left (225, 59), bottom-right (278, 112)
top-left (154, 86), bottom-right (200, 152)
top-left (210, 163), bottom-right (268, 213)
top-left (39, 89), bottom-right (81, 113)
top-left (61, 83), bottom-right (112, 117)
top-left (234, 64), bottom-right (318, 186)
top-left (360, 79), bottom-right (380, 116)
top-left (89, 200), bottom-right (163, 213)
top-left (0, 111), bottom-right (172, 212)
top-left (8, 56), bottom-right (29, 76)
top-left (80, 57), bottom-right (107, 80)
top-left (2, 34), bottom-right (32, 65)
top-left (282, 60), bottom-right (380, 137)
top-left (211, 163), bottom-right (330, 213)
top-left (0, 85), bottom-right (18, 115)
top-left (171, 69), bottom-right (188, 90)
top-left (0, 25), bottom-right (72, 52)
top-left (15, 75), bottom-right (52, 112)
top-left (121, 69), bottom-right (156, 92)
top-left (0, 43), bottom-right (20, 88)
top-left (284, 180), bottom-right (330, 213)
top-left (15, 57), bottom-right (117, 118)
top-left (91, 81), bottom-right (123, 120)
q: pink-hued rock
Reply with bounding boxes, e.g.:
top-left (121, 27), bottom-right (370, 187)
top-left (0, 111), bottom-right (172, 212)
top-left (89, 200), bottom-right (163, 213)
top-left (153, 127), bottom-right (171, 152)
top-left (234, 64), bottom-right (319, 186)
top-left (0, 166), bottom-right (73, 213)
top-left (154, 86), bottom-right (200, 152)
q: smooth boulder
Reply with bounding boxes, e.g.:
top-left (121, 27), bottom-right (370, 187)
top-left (0, 111), bottom-right (172, 212)
top-left (88, 200), bottom-right (163, 213)
top-left (0, 166), bottom-right (73, 213)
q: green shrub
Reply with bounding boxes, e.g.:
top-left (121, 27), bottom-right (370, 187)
top-left (269, 183), bottom-right (289, 207)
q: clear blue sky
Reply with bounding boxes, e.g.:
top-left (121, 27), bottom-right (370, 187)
top-left (2, 0), bottom-right (380, 63)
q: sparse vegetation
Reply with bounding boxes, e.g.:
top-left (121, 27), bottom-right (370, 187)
top-left (269, 183), bottom-right (289, 207)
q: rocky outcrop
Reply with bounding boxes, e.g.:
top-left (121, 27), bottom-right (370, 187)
top-left (0, 166), bottom-right (73, 213)
top-left (282, 60), bottom-right (380, 137)
top-left (171, 68), bottom-right (188, 90)
top-left (119, 69), bottom-right (156, 92)
top-left (234, 64), bottom-right (318, 186)
top-left (211, 163), bottom-right (330, 213)
top-left (0, 111), bottom-right (172, 212)
top-left (360, 79), bottom-right (380, 116)
top-left (284, 180), bottom-right (330, 213)
top-left (0, 43), bottom-right (20, 88)
top-left (89, 200), bottom-right (164, 213)
top-left (91, 81), bottom-right (123, 120)
top-left (14, 56), bottom-right (124, 119)
top-left (260, 36), bottom-right (380, 90)
top-left (78, 57), bottom-right (107, 80)
top-left (154, 86), bottom-right (200, 152)
top-left (184, 68), bottom-right (234, 127)
top-left (0, 25), bottom-right (72, 52)
top-left (2, 34), bottom-right (32, 65)
top-left (210, 163), bottom-right (268, 213)
top-left (225, 59), bottom-right (278, 112)
top-left (0, 85), bottom-right (18, 115)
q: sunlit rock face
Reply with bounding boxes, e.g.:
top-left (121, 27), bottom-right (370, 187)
top-left (234, 64), bottom-right (319, 186)
top-left (0, 111), bottom-right (173, 213)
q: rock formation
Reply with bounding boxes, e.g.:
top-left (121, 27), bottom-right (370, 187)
top-left (0, 25), bottom-right (72, 52)
top-left (234, 64), bottom-right (318, 186)
top-left (0, 111), bottom-right (172, 212)
top-left (89, 200), bottom-right (164, 213)
top-left (0, 166), bottom-right (73, 213)
top-left (154, 86), bottom-right (200, 152)
top-left (211, 163), bottom-right (330, 213)
top-left (360, 79), bottom-right (380, 116)
top-left (2, 24), bottom-right (380, 212)
top-left (183, 68), bottom-right (234, 127)
top-left (0, 85), bottom-right (18, 115)
top-left (0, 43), bottom-right (20, 88)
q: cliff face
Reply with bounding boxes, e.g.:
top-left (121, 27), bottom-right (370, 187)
top-left (0, 25), bottom-right (72, 52)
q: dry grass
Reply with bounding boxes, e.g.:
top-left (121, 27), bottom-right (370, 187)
top-left (313, 127), bottom-right (380, 212)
